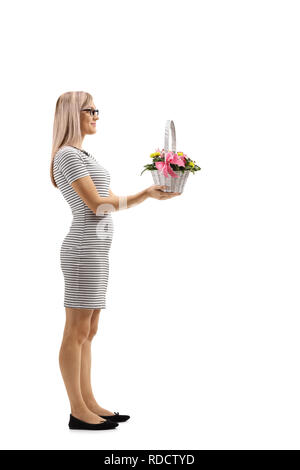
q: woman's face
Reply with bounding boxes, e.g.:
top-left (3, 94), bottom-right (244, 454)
top-left (80, 102), bottom-right (99, 136)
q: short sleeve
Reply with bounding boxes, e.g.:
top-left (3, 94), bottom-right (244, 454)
top-left (56, 149), bottom-right (90, 185)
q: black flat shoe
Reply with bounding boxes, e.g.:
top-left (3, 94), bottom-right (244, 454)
top-left (69, 414), bottom-right (119, 430)
top-left (98, 411), bottom-right (130, 422)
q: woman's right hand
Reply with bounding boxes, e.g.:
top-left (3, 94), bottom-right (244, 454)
top-left (146, 185), bottom-right (181, 200)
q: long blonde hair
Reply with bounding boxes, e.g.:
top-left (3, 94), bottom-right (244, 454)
top-left (50, 91), bottom-right (94, 188)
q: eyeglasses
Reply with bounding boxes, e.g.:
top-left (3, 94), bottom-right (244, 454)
top-left (81, 108), bottom-right (99, 117)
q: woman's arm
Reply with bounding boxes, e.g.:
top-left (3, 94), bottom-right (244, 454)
top-left (71, 175), bottom-right (180, 215)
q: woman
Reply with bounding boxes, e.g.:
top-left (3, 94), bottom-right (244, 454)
top-left (50, 91), bottom-right (181, 431)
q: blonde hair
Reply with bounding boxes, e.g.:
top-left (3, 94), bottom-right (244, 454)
top-left (50, 91), bottom-right (94, 187)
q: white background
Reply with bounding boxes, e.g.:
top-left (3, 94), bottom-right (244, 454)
top-left (1, 0), bottom-right (300, 450)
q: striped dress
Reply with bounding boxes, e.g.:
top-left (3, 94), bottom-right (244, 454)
top-left (53, 145), bottom-right (114, 309)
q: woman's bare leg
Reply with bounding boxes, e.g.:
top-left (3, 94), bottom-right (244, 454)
top-left (80, 308), bottom-right (115, 416)
top-left (59, 307), bottom-right (106, 424)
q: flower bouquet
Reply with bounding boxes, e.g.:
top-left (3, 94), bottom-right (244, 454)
top-left (140, 120), bottom-right (201, 193)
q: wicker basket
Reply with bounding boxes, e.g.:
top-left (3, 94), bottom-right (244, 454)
top-left (151, 120), bottom-right (190, 193)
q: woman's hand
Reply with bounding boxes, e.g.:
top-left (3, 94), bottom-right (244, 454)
top-left (146, 185), bottom-right (181, 200)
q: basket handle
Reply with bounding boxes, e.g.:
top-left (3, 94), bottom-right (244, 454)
top-left (164, 120), bottom-right (176, 154)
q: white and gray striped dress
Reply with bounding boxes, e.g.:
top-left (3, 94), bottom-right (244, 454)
top-left (53, 145), bottom-right (114, 309)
